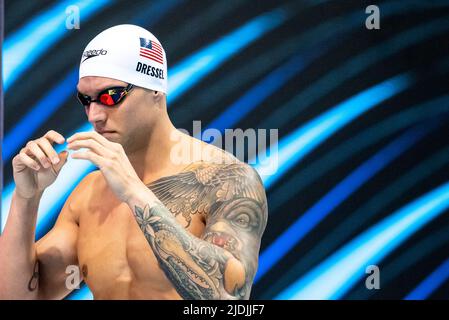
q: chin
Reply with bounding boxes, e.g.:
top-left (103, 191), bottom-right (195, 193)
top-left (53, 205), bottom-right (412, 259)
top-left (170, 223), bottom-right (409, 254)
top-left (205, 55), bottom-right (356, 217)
top-left (104, 136), bottom-right (117, 142)
top-left (104, 134), bottom-right (121, 144)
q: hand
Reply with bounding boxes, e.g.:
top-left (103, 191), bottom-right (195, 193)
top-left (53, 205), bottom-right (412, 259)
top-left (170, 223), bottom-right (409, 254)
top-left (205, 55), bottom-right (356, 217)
top-left (12, 130), bottom-right (69, 199)
top-left (67, 131), bottom-right (142, 203)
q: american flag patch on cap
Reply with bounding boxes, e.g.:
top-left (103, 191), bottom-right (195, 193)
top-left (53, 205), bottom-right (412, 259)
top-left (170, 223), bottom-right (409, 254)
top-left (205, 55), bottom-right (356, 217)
top-left (139, 37), bottom-right (163, 65)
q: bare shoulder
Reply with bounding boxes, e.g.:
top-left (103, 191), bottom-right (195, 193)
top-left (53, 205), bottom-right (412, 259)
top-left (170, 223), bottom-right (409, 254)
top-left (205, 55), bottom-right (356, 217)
top-left (70, 170), bottom-right (101, 197)
top-left (187, 145), bottom-right (265, 201)
top-left (185, 146), bottom-right (267, 215)
top-left (149, 143), bottom-right (267, 228)
top-left (65, 170), bottom-right (101, 218)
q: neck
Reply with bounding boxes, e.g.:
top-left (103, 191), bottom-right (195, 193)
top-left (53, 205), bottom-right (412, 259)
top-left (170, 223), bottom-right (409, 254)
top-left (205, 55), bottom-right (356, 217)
top-left (126, 113), bottom-right (181, 184)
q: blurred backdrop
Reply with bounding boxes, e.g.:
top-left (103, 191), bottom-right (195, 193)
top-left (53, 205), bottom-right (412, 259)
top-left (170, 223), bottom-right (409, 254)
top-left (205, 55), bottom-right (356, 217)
top-left (2, 0), bottom-right (449, 300)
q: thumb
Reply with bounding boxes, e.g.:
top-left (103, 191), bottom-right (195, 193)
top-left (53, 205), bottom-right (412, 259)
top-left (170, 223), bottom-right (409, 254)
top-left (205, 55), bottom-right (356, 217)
top-left (53, 150), bottom-right (69, 173)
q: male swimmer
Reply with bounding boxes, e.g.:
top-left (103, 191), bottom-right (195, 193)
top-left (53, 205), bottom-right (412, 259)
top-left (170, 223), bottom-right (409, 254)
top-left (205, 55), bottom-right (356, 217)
top-left (0, 24), bottom-right (267, 300)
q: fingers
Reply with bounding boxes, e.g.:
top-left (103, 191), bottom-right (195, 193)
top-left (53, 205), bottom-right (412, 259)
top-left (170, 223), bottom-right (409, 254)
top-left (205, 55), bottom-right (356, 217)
top-left (44, 130), bottom-right (66, 145)
top-left (67, 138), bottom-right (113, 158)
top-left (71, 150), bottom-right (104, 167)
top-left (14, 152), bottom-right (41, 171)
top-left (36, 138), bottom-right (61, 164)
top-left (53, 151), bottom-right (69, 173)
top-left (26, 141), bottom-right (52, 169)
top-left (67, 131), bottom-right (112, 147)
top-left (17, 130), bottom-right (66, 170)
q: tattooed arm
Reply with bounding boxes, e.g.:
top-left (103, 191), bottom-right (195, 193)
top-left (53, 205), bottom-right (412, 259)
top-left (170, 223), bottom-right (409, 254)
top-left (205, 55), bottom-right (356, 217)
top-left (128, 163), bottom-right (268, 299)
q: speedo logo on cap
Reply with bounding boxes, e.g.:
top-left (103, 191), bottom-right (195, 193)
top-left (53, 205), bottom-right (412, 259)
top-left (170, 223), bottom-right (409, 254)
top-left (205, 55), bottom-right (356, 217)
top-left (82, 49), bottom-right (107, 62)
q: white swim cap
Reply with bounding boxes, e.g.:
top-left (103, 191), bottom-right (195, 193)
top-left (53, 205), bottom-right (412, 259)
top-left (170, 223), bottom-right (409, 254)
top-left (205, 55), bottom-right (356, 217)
top-left (79, 24), bottom-right (167, 93)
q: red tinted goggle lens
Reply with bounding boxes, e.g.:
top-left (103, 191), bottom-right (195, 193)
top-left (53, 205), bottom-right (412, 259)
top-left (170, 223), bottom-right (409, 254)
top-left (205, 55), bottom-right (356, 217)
top-left (77, 84), bottom-right (133, 107)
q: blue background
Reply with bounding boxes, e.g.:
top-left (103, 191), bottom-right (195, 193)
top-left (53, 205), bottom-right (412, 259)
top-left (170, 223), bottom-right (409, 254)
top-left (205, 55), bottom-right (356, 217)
top-left (2, 0), bottom-right (449, 299)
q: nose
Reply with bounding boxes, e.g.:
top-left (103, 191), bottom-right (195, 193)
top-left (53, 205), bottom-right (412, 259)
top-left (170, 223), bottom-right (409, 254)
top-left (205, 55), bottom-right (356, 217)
top-left (85, 102), bottom-right (108, 123)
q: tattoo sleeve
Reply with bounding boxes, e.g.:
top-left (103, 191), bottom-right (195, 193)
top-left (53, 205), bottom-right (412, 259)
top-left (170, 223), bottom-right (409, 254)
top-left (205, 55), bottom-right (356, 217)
top-left (130, 163), bottom-right (268, 300)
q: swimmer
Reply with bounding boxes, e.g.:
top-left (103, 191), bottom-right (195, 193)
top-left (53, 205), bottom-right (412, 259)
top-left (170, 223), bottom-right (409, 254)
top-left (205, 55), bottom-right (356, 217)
top-left (0, 24), bottom-right (267, 300)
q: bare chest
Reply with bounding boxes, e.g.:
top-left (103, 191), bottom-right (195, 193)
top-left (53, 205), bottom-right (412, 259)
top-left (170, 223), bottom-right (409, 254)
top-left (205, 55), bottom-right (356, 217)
top-left (76, 184), bottom-right (206, 298)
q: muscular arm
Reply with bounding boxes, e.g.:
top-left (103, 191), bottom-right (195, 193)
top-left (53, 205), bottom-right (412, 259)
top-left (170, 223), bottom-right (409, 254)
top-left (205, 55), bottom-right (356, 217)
top-left (0, 191), bottom-right (79, 299)
top-left (34, 206), bottom-right (80, 299)
top-left (128, 163), bottom-right (267, 300)
top-left (0, 173), bottom-right (91, 299)
top-left (0, 190), bottom-right (43, 299)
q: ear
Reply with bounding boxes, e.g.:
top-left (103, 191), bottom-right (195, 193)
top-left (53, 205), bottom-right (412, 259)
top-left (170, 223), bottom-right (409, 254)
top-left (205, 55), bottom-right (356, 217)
top-left (152, 90), bottom-right (165, 106)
